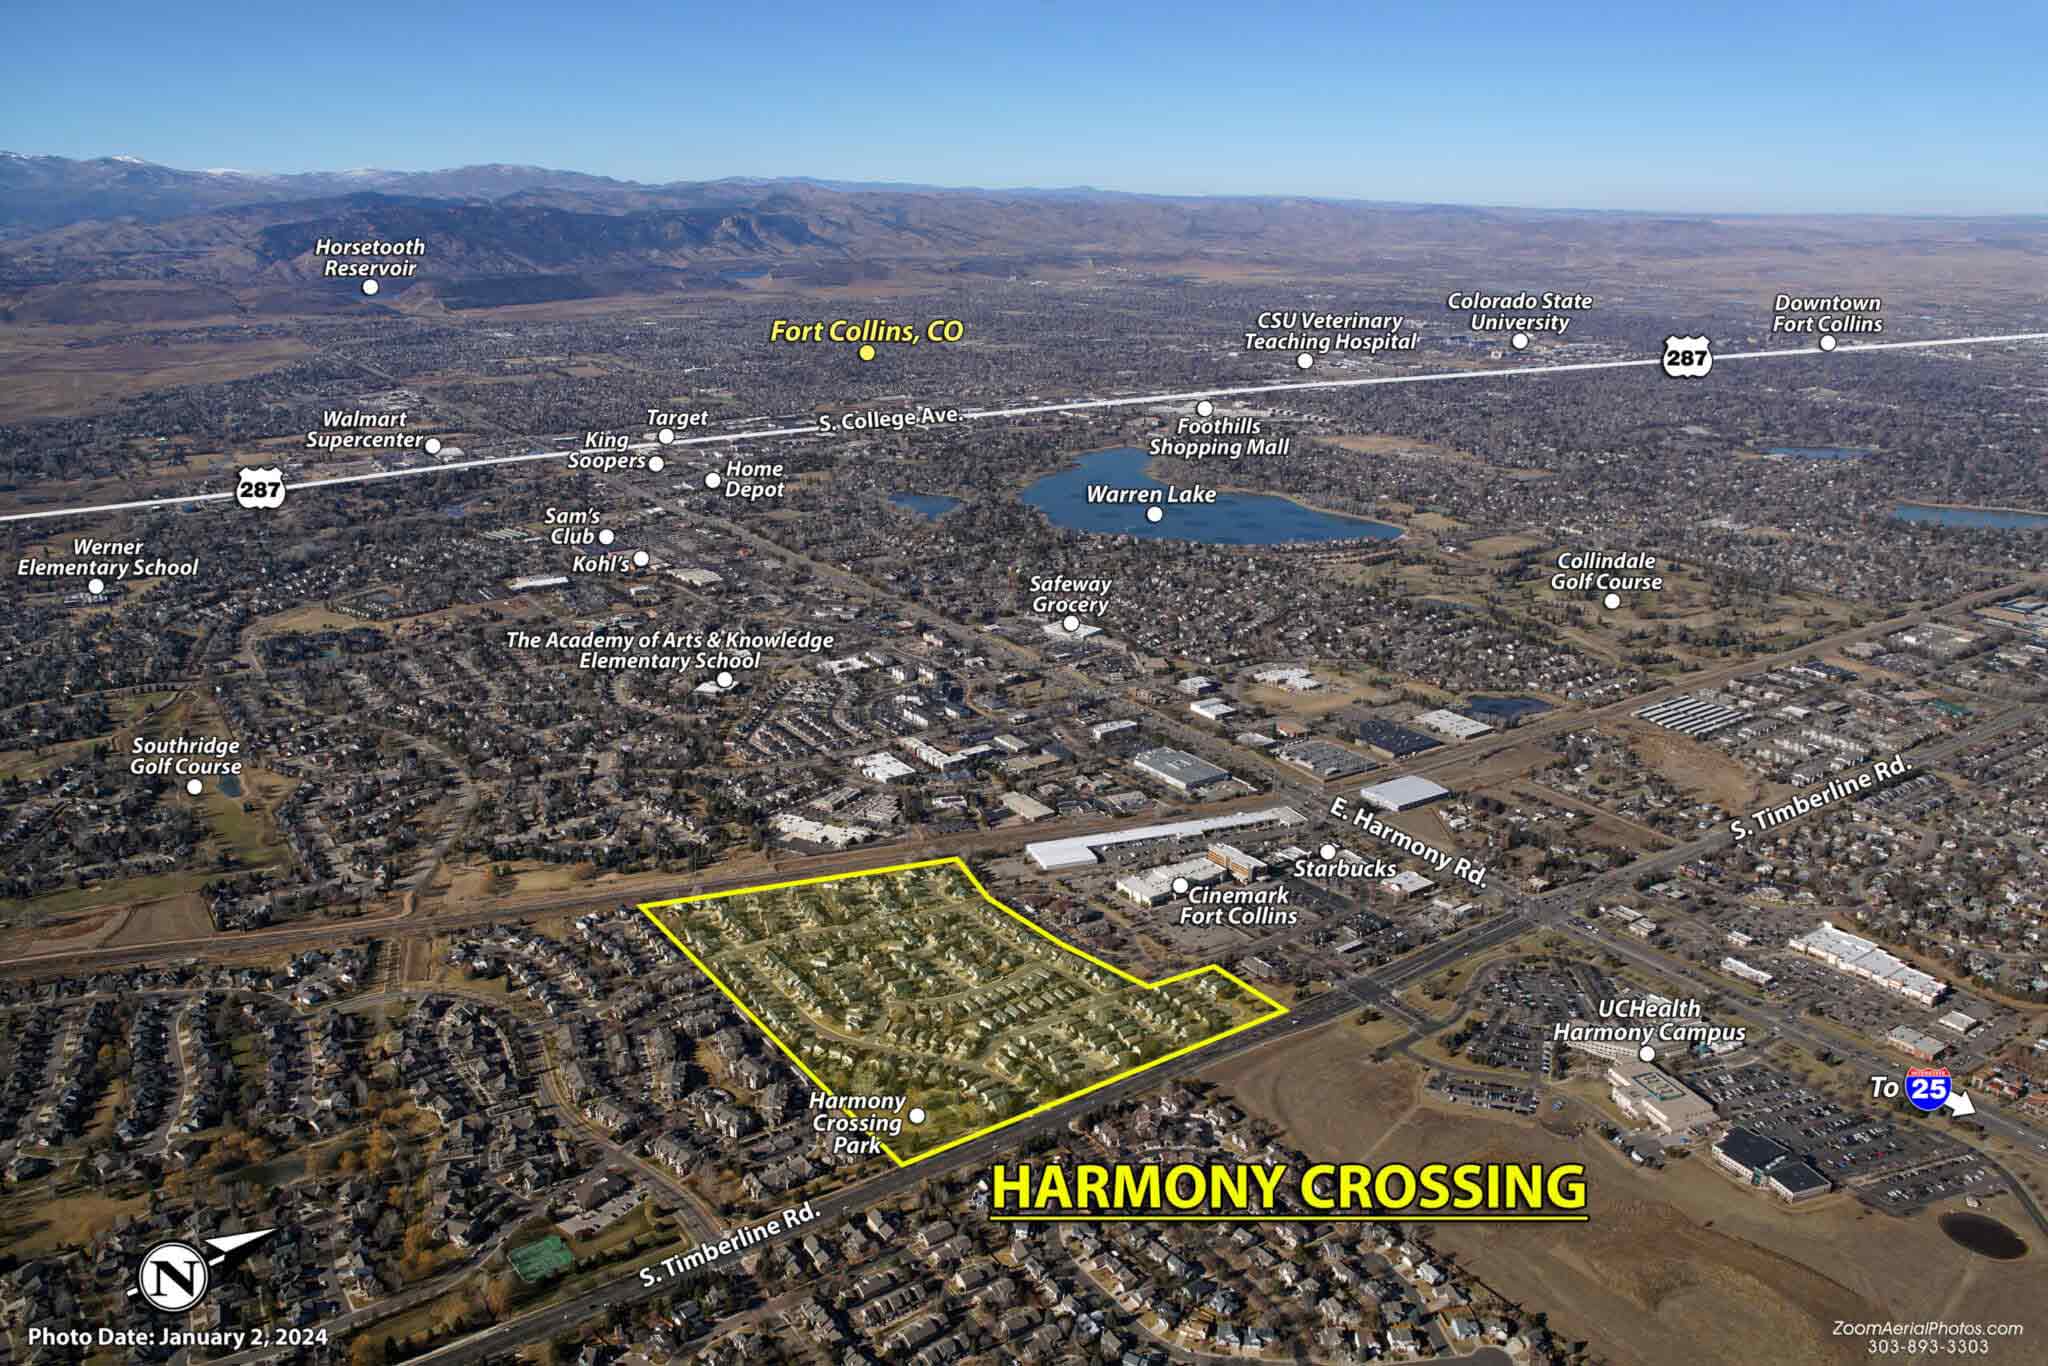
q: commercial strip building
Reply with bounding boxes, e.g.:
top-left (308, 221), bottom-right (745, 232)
top-left (1719, 956), bottom-right (1774, 987)
top-left (1026, 805), bottom-right (1308, 871)
top-left (1787, 923), bottom-right (1948, 1005)
top-left (1886, 1025), bottom-right (1951, 1062)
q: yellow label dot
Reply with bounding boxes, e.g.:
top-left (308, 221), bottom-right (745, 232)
top-left (858, 343), bottom-right (877, 361)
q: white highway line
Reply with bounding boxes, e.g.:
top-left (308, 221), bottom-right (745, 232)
top-left (284, 424), bottom-right (820, 493)
top-left (5, 330), bottom-right (2043, 526)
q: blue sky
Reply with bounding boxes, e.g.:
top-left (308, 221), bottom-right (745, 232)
top-left (7, 1), bottom-right (2042, 214)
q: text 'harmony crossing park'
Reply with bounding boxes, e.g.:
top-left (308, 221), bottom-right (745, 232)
top-left (637, 858), bottom-right (1286, 1165)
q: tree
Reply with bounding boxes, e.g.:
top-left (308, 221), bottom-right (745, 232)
top-left (484, 1274), bottom-right (517, 1317)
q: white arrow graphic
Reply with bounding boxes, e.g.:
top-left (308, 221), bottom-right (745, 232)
top-left (204, 1228), bottom-right (276, 1262)
top-left (1942, 1090), bottom-right (1976, 1118)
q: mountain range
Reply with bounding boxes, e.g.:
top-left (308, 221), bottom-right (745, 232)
top-left (2, 153), bottom-right (2042, 322)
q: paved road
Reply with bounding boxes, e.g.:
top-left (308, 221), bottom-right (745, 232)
top-left (211, 690), bottom-right (2048, 1363)
top-left (220, 909), bottom-right (1528, 1364)
top-left (0, 791), bottom-right (1310, 977)
top-left (56, 562), bottom-right (2043, 1359)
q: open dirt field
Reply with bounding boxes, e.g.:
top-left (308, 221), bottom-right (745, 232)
top-left (1322, 433), bottom-right (1553, 479)
top-left (1241, 674), bottom-right (1376, 719)
top-left (1614, 719), bottom-right (1775, 813)
top-left (0, 324), bottom-right (313, 420)
top-left (103, 892), bottom-right (218, 946)
top-left (1205, 1030), bottom-right (2047, 1366)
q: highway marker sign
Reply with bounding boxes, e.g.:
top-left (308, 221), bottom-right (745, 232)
top-left (1905, 1066), bottom-right (1952, 1113)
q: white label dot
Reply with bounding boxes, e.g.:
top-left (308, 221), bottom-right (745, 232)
top-left (1144, 505), bottom-right (1164, 523)
top-left (424, 437), bottom-right (442, 455)
top-left (1171, 877), bottom-right (1190, 895)
top-left (1603, 592), bottom-right (1622, 610)
top-left (1195, 400), bottom-right (1214, 418)
top-left (1296, 352), bottom-right (1315, 370)
top-left (1636, 1043), bottom-right (1657, 1063)
top-left (648, 455), bottom-right (665, 472)
top-left (598, 528), bottom-right (615, 546)
top-left (185, 778), bottom-right (204, 796)
top-left (658, 428), bottom-right (675, 445)
top-left (907, 1106), bottom-right (927, 1125)
top-left (632, 550), bottom-right (650, 568)
top-left (716, 670), bottom-right (735, 689)
top-left (1511, 332), bottom-right (1531, 351)
top-left (705, 471), bottom-right (722, 490)
top-left (1062, 614), bottom-right (1081, 633)
top-left (361, 279), bottom-right (379, 296)
top-left (1319, 843), bottom-right (1338, 860)
top-left (1818, 334), bottom-right (1838, 352)
top-left (88, 577), bottom-right (106, 595)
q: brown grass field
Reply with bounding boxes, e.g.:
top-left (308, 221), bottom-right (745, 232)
top-left (1205, 1030), bottom-right (2046, 1366)
top-left (1615, 719), bottom-right (1776, 813)
top-left (0, 325), bottom-right (313, 421)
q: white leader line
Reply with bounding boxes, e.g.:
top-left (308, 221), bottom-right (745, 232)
top-left (4, 330), bottom-right (2044, 526)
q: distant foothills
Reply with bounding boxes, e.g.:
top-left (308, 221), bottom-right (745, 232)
top-left (3, 150), bottom-right (2045, 321)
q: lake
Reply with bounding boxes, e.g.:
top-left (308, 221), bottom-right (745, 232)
top-left (1894, 503), bottom-right (2048, 530)
top-left (1021, 448), bottom-right (1402, 545)
top-left (890, 492), bottom-right (962, 520)
top-left (1938, 1211), bottom-right (2027, 1260)
top-left (1765, 446), bottom-right (1870, 460)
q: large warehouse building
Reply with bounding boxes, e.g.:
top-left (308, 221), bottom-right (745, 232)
top-left (1026, 805), bottom-right (1307, 871)
top-left (1132, 747), bottom-right (1230, 794)
top-left (1358, 775), bottom-right (1452, 812)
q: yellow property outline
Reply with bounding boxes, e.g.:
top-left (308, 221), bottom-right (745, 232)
top-left (639, 856), bottom-right (1288, 1168)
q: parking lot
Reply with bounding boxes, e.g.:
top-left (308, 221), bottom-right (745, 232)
top-left (1427, 1071), bottom-right (1539, 1115)
top-left (1687, 1060), bottom-right (2000, 1210)
top-left (1458, 961), bottom-right (1604, 1077)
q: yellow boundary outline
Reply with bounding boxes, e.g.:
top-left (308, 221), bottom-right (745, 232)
top-left (639, 856), bottom-right (1288, 1168)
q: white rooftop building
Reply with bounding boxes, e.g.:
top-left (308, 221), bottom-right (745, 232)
top-left (1787, 923), bottom-right (1947, 1005)
top-left (1414, 709), bottom-right (1493, 740)
top-left (1358, 776), bottom-right (1452, 812)
top-left (1026, 805), bottom-right (1307, 871)
top-left (854, 752), bottom-right (917, 784)
top-left (1117, 857), bottom-right (1227, 906)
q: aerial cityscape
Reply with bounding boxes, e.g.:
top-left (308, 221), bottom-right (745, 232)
top-left (2, 5), bottom-right (2046, 1365)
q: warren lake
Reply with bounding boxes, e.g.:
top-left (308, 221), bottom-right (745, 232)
top-left (1022, 448), bottom-right (1401, 545)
